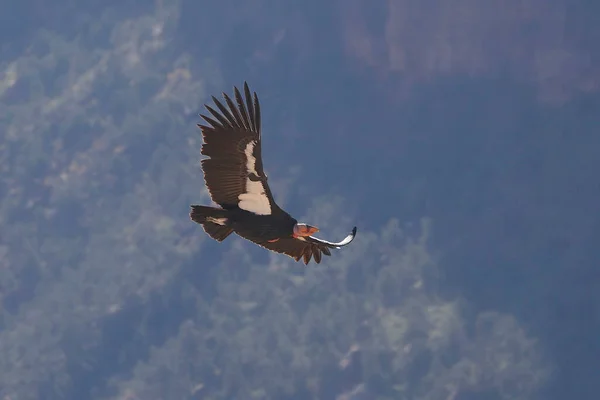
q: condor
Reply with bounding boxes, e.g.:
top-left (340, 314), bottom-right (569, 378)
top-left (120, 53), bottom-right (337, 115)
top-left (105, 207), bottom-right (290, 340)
top-left (190, 82), bottom-right (357, 264)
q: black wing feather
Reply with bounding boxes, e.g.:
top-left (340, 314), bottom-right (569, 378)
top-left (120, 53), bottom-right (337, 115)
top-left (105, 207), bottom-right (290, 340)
top-left (198, 114), bottom-right (223, 130)
top-left (243, 83), bottom-right (256, 132)
top-left (212, 96), bottom-right (240, 128)
top-left (234, 86), bottom-right (251, 131)
top-left (223, 92), bottom-right (247, 130)
top-left (205, 105), bottom-right (231, 128)
top-left (253, 92), bottom-right (261, 139)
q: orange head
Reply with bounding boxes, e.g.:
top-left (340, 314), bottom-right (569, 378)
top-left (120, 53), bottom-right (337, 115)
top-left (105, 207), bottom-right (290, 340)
top-left (293, 223), bottom-right (319, 238)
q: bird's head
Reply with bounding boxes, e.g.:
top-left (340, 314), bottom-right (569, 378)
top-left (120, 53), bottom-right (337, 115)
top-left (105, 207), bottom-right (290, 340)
top-left (293, 223), bottom-right (319, 238)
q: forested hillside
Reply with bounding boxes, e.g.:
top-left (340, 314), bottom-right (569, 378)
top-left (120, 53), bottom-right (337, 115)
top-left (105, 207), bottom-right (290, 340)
top-left (1, 0), bottom-right (598, 399)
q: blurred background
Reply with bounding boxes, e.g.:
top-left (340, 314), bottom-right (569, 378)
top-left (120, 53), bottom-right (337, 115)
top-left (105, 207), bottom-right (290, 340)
top-left (1, 0), bottom-right (598, 399)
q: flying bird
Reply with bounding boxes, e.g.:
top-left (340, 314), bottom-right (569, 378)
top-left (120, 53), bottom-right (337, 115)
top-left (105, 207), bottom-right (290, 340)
top-left (190, 82), bottom-right (357, 264)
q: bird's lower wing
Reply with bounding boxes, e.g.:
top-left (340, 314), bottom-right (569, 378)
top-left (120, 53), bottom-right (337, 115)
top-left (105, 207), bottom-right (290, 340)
top-left (253, 237), bottom-right (327, 264)
top-left (254, 227), bottom-right (358, 265)
top-left (305, 227), bottom-right (358, 249)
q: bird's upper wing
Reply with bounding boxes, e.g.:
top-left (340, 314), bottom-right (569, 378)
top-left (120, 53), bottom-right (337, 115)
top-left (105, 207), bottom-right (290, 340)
top-left (198, 82), bottom-right (279, 215)
top-left (253, 227), bottom-right (358, 265)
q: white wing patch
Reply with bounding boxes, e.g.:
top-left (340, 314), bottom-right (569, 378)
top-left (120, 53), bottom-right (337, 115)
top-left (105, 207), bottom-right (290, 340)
top-left (238, 140), bottom-right (272, 215)
top-left (206, 217), bottom-right (228, 226)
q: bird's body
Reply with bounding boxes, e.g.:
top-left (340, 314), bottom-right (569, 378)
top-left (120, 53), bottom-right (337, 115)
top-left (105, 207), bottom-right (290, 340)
top-left (190, 82), bottom-right (356, 264)
top-left (220, 207), bottom-right (297, 242)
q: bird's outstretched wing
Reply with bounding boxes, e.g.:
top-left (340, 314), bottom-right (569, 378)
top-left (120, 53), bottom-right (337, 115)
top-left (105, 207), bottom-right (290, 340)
top-left (253, 227), bottom-right (358, 264)
top-left (198, 82), bottom-right (279, 215)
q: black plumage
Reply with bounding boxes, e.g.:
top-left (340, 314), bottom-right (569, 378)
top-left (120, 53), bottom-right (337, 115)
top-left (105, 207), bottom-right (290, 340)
top-left (190, 82), bottom-right (357, 264)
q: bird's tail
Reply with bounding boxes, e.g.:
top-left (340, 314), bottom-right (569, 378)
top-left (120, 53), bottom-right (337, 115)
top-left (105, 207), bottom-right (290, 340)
top-left (190, 205), bottom-right (233, 242)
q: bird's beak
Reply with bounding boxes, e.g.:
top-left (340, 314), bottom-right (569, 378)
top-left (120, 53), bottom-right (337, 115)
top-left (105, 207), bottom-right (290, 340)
top-left (293, 223), bottom-right (319, 237)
